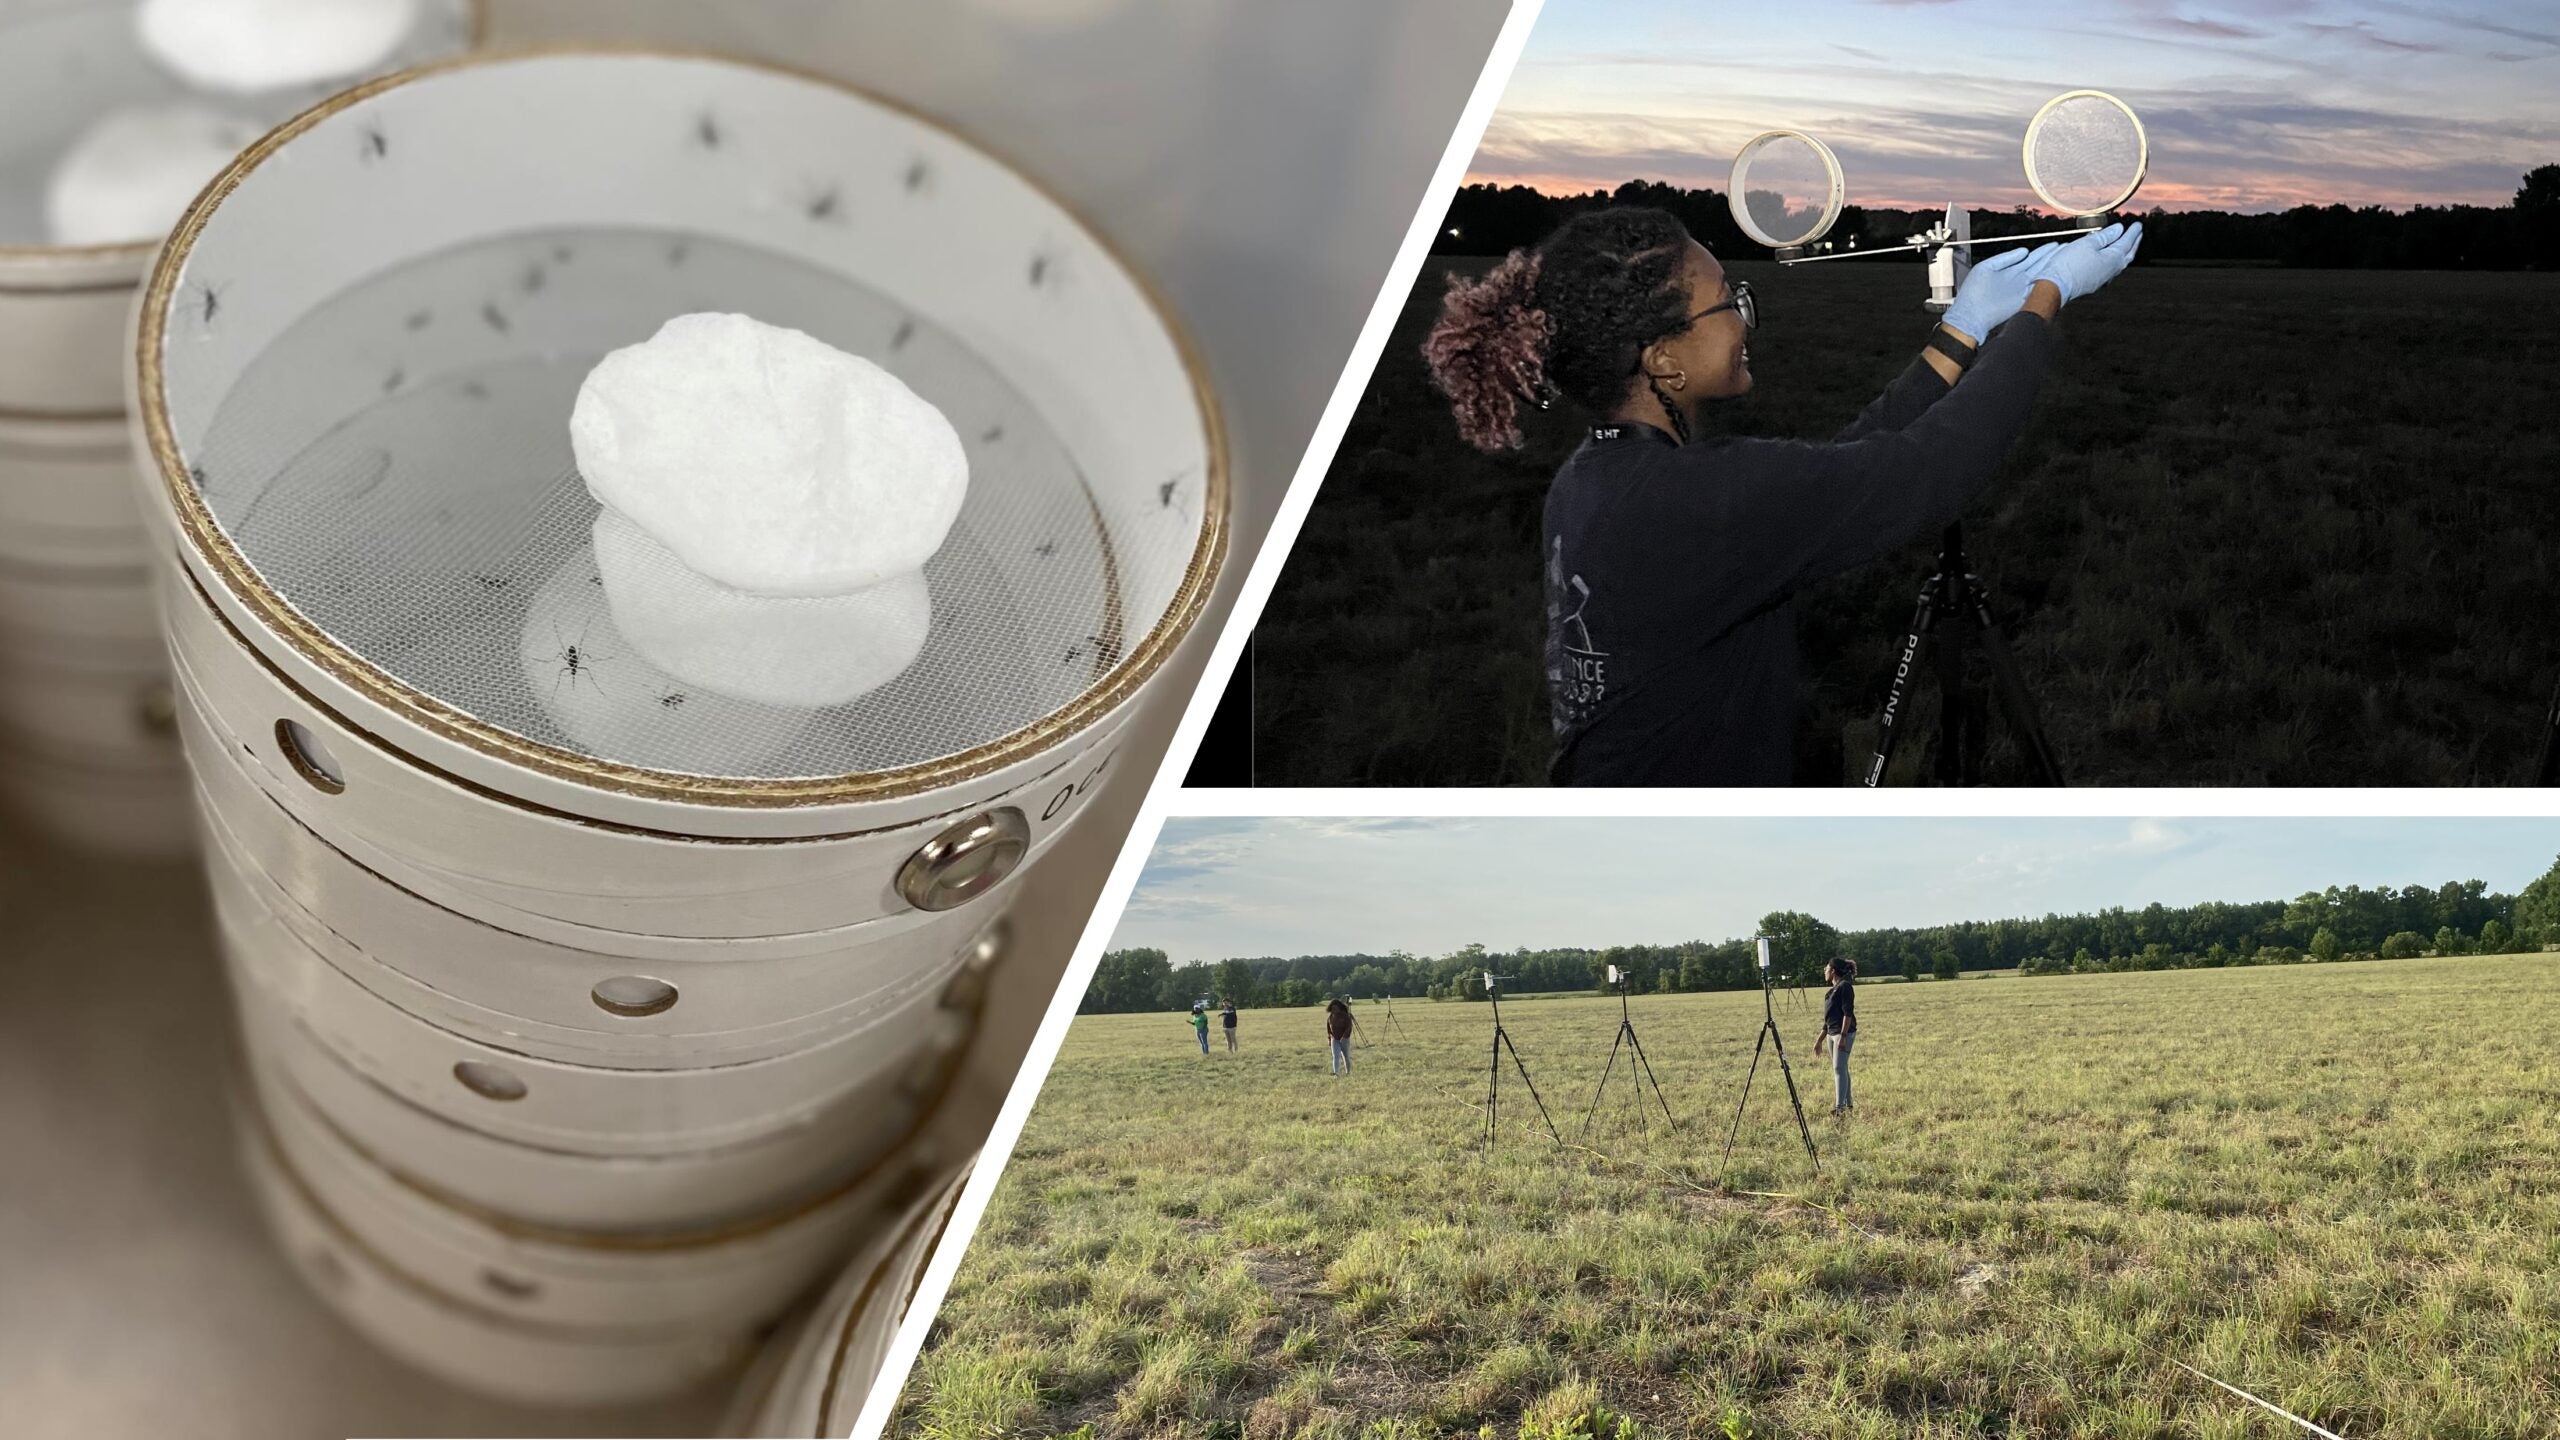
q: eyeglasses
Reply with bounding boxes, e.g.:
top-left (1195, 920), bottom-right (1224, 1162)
top-left (1687, 278), bottom-right (1757, 332)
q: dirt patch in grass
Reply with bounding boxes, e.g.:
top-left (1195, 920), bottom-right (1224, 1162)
top-left (1240, 1247), bottom-right (1328, 1317)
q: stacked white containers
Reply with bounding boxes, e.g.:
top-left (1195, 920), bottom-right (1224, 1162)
top-left (132, 51), bottom-right (1225, 1403)
top-left (0, 0), bottom-right (480, 853)
top-left (0, 3), bottom-right (193, 852)
top-left (724, 1162), bottom-right (977, 1437)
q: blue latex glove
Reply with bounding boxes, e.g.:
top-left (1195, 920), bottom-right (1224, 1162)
top-left (2028, 220), bottom-right (2144, 304)
top-left (1940, 242), bottom-right (2058, 344)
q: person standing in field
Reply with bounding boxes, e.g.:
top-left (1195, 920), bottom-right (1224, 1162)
top-left (1818, 958), bottom-right (1858, 1115)
top-left (1324, 997), bottom-right (1354, 1076)
top-left (1221, 996), bottom-right (1239, 1052)
top-left (1421, 206), bottom-right (2141, 784)
top-left (1190, 1002), bottom-right (1210, 1056)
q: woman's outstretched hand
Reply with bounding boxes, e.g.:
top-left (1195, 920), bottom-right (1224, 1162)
top-left (2028, 220), bottom-right (2144, 304)
top-left (1941, 242), bottom-right (2060, 345)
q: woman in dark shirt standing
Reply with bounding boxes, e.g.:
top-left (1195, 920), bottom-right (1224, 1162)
top-left (1421, 206), bottom-right (2142, 784)
top-left (1820, 958), bottom-right (1858, 1115)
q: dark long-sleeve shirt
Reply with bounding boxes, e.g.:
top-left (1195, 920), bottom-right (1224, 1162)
top-left (1542, 312), bottom-right (2060, 786)
top-left (1823, 980), bottom-right (1857, 1037)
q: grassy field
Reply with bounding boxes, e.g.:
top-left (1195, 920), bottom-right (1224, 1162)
top-left (891, 953), bottom-right (2560, 1438)
top-left (1250, 261), bottom-right (2560, 785)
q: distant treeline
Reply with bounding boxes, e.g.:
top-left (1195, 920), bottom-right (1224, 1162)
top-left (1086, 857), bottom-right (2560, 1013)
top-left (1434, 167), bottom-right (2560, 270)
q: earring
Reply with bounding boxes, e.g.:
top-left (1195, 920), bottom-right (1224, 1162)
top-left (1648, 375), bottom-right (1692, 445)
top-left (1663, 371), bottom-right (1689, 393)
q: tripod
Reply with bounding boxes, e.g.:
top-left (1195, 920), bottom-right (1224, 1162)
top-left (1579, 982), bottom-right (1675, 1137)
top-left (1863, 523), bottom-right (2064, 787)
top-left (1481, 986), bottom-right (1560, 1147)
top-left (2537, 672), bottom-right (2559, 786)
top-left (1719, 966), bottom-right (1821, 1175)
top-left (1376, 998), bottom-right (1407, 1040)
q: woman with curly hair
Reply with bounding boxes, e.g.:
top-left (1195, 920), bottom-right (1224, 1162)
top-left (1422, 207), bottom-right (2141, 785)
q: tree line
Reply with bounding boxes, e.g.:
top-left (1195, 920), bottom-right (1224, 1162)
top-left (1083, 856), bottom-right (2560, 1013)
top-left (1434, 167), bottom-right (2560, 270)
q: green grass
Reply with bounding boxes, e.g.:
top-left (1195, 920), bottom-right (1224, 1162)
top-left (1252, 261), bottom-right (2560, 785)
top-left (892, 954), bottom-right (2560, 1438)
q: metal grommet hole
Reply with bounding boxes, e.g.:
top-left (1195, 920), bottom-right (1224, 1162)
top-left (274, 718), bottom-right (345, 795)
top-left (480, 1269), bottom-right (543, 1301)
top-left (452, 1060), bottom-right (527, 1101)
top-left (136, 682), bottom-right (177, 741)
top-left (591, 975), bottom-right (679, 1018)
top-left (896, 807), bottom-right (1031, 912)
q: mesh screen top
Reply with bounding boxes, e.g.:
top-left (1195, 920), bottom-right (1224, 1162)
top-left (193, 227), bottom-right (1140, 782)
top-left (1738, 136), bottom-right (1834, 247)
top-left (2029, 96), bottom-right (2143, 215)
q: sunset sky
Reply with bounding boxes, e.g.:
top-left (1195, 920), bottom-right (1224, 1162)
top-left (1468, 0), bottom-right (2560, 212)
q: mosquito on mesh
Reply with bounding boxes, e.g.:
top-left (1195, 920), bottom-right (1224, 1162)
top-left (544, 620), bottom-right (612, 701)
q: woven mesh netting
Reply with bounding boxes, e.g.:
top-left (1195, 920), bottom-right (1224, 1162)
top-left (2028, 95), bottom-right (2143, 215)
top-left (191, 227), bottom-right (1151, 781)
top-left (1738, 135), bottom-right (1833, 247)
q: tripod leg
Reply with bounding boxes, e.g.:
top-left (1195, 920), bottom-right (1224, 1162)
top-left (1963, 577), bottom-right (2066, 786)
top-left (1721, 1025), bottom-right (1771, 1170)
top-left (1766, 1023), bottom-right (1822, 1172)
top-left (1580, 1023), bottom-right (1628, 1138)
top-left (1500, 1030), bottom-right (1564, 1144)
top-left (2537, 671), bottom-right (2560, 786)
top-left (1933, 584), bottom-right (1970, 787)
top-left (1627, 1028), bottom-right (1644, 1135)
top-left (1863, 588), bottom-right (1938, 787)
top-left (1484, 1027), bottom-right (1500, 1145)
top-left (1625, 1024), bottom-right (1677, 1130)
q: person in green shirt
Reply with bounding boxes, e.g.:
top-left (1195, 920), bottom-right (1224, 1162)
top-left (1190, 1003), bottom-right (1210, 1055)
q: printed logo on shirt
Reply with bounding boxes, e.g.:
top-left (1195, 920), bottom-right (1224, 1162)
top-left (1547, 537), bottom-right (1607, 728)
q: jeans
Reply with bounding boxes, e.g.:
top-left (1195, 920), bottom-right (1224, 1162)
top-left (1197, 1028), bottom-right (1209, 1054)
top-left (1830, 1030), bottom-right (1854, 1110)
top-left (1330, 1036), bottom-right (1351, 1074)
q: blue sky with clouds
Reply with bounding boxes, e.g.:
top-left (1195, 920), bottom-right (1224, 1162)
top-left (1471, 0), bottom-right (2560, 211)
top-left (1114, 817), bottom-right (2560, 962)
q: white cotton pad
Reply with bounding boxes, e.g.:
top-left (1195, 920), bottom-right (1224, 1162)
top-left (570, 312), bottom-right (969, 598)
top-left (592, 510), bottom-right (932, 709)
top-left (518, 545), bottom-right (812, 774)
top-left (137, 0), bottom-right (419, 95)
top-left (44, 104), bottom-right (262, 246)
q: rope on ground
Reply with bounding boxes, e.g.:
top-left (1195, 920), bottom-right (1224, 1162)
top-left (2015, 1290), bottom-right (2354, 1438)
top-left (2168, 1361), bottom-right (2349, 1439)
top-left (1463, 1092), bottom-right (2356, 1436)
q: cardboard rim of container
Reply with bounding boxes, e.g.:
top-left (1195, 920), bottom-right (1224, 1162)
top-left (0, 0), bottom-right (492, 273)
top-left (255, 1064), bottom-right (908, 1333)
top-left (244, 1008), bottom-right (927, 1232)
top-left (167, 608), bottom-right (1130, 940)
top-left (242, 943), bottom-right (991, 1252)
top-left (723, 1157), bottom-right (974, 1436)
top-left (237, 1102), bottom-right (757, 1406)
top-left (195, 771), bottom-right (1007, 1062)
top-left (217, 873), bottom-right (967, 1152)
top-left (811, 1160), bottom-right (975, 1431)
top-left (134, 44), bottom-right (1231, 817)
top-left (184, 682), bottom-right (1038, 981)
